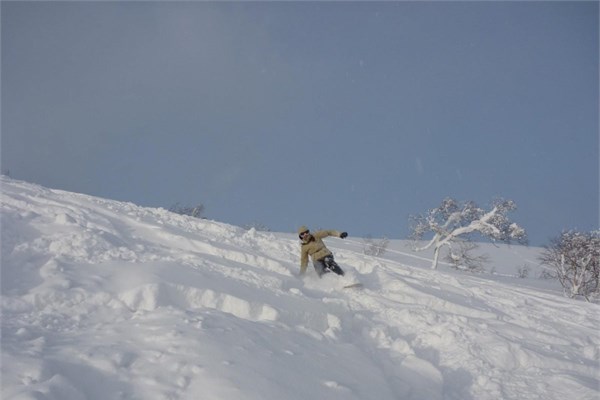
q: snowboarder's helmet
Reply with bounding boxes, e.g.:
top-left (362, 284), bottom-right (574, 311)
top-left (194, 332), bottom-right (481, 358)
top-left (298, 226), bottom-right (309, 239)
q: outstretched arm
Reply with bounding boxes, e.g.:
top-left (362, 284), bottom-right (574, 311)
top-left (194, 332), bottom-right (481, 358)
top-left (313, 230), bottom-right (347, 240)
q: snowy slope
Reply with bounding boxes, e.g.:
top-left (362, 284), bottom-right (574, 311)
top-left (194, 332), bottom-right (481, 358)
top-left (2, 177), bottom-right (599, 400)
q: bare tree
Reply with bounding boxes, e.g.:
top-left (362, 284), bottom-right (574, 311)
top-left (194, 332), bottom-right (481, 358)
top-left (539, 230), bottom-right (600, 301)
top-left (410, 198), bottom-right (527, 269)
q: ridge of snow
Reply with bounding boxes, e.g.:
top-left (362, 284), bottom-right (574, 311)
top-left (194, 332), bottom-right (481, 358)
top-left (2, 176), bottom-right (599, 400)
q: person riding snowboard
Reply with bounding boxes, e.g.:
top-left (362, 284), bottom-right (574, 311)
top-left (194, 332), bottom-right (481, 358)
top-left (298, 226), bottom-right (348, 277)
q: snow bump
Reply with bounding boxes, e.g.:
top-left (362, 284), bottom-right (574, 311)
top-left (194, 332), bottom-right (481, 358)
top-left (118, 283), bottom-right (279, 322)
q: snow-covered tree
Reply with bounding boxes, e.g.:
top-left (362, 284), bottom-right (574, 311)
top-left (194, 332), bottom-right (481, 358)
top-left (539, 230), bottom-right (600, 302)
top-left (409, 198), bottom-right (527, 270)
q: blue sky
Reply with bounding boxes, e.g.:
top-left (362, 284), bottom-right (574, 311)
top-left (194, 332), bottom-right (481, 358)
top-left (2, 2), bottom-right (598, 245)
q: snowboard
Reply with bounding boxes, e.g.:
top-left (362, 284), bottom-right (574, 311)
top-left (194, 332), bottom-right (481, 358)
top-left (343, 283), bottom-right (363, 289)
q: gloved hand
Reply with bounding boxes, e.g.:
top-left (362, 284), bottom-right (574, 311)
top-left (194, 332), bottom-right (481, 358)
top-left (340, 232), bottom-right (348, 239)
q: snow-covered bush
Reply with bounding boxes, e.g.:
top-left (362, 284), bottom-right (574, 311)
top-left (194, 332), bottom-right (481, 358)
top-left (244, 222), bottom-right (271, 232)
top-left (539, 230), bottom-right (600, 302)
top-left (443, 240), bottom-right (489, 272)
top-left (168, 203), bottom-right (205, 219)
top-left (363, 235), bottom-right (389, 257)
top-left (409, 198), bottom-right (527, 269)
top-left (516, 264), bottom-right (530, 279)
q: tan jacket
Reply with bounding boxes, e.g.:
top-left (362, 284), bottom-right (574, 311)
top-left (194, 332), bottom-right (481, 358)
top-left (300, 230), bottom-right (342, 274)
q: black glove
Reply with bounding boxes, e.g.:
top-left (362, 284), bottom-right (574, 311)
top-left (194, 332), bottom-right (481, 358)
top-left (340, 232), bottom-right (348, 239)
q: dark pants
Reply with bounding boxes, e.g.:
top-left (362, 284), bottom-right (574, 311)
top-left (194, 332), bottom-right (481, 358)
top-left (313, 255), bottom-right (345, 277)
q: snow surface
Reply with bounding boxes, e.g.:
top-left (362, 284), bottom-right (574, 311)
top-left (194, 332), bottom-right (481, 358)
top-left (2, 176), bottom-right (599, 400)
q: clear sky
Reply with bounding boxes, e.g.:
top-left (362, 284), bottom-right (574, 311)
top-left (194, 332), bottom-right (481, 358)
top-left (2, 1), bottom-right (598, 245)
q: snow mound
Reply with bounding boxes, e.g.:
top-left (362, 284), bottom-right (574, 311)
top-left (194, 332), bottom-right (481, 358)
top-left (2, 176), bottom-right (599, 400)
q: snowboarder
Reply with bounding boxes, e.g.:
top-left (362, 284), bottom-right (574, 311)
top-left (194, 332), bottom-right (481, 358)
top-left (298, 226), bottom-right (348, 277)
